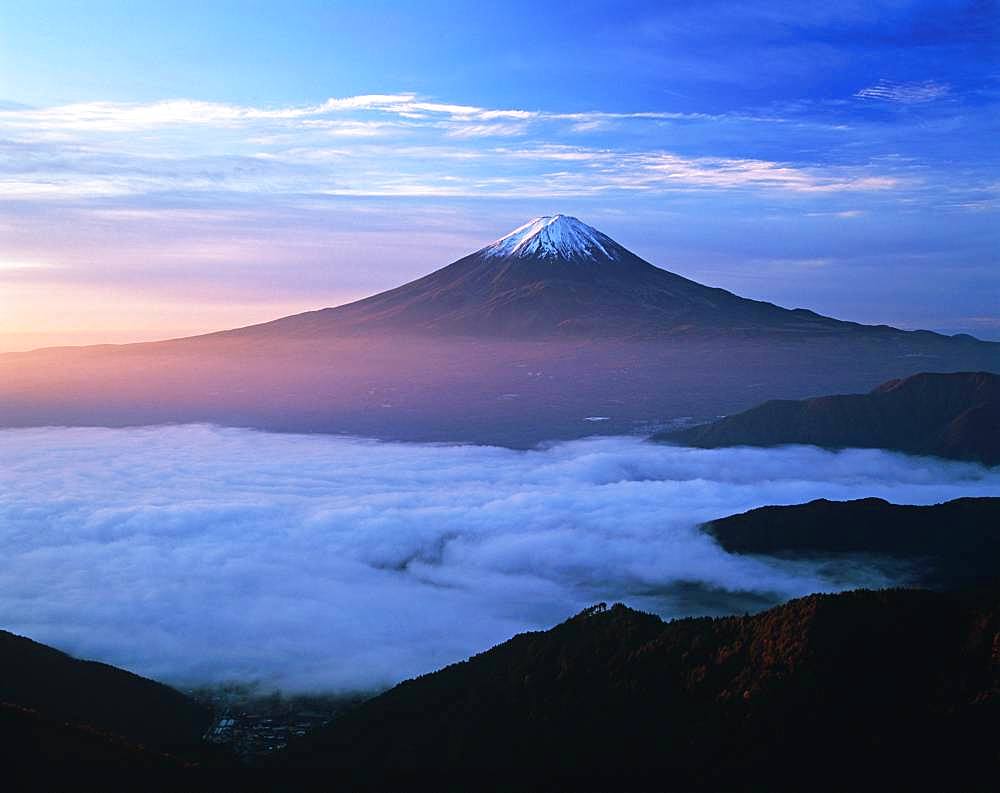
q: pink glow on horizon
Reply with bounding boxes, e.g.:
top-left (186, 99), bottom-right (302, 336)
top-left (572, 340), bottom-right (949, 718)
top-left (0, 283), bottom-right (366, 352)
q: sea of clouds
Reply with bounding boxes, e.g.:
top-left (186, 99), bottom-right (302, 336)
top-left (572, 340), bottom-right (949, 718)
top-left (2, 425), bottom-right (999, 693)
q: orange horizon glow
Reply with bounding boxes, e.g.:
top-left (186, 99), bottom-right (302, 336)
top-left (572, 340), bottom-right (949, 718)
top-left (0, 283), bottom-right (366, 353)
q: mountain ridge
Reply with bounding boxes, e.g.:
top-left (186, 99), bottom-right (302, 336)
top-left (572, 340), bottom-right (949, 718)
top-left (271, 586), bottom-right (1000, 788)
top-left (655, 371), bottom-right (1000, 464)
top-left (702, 496), bottom-right (1000, 589)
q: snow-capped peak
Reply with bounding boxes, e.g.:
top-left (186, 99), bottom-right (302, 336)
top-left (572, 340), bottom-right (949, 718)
top-left (481, 215), bottom-right (621, 261)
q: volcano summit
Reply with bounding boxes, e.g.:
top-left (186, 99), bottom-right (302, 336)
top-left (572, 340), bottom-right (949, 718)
top-left (1, 216), bottom-right (998, 444)
top-left (482, 214), bottom-right (621, 260)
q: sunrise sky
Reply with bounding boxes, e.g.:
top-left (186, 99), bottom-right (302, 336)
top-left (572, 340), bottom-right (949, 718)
top-left (2, 0), bottom-right (998, 350)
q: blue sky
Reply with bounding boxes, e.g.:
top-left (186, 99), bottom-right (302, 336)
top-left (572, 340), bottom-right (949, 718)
top-left (1, 0), bottom-right (998, 348)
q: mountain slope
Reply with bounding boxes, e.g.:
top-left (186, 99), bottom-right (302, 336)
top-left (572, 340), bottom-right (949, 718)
top-left (703, 496), bottom-right (1000, 588)
top-left (272, 588), bottom-right (1000, 789)
top-left (655, 371), bottom-right (1000, 464)
top-left (0, 629), bottom-right (211, 753)
top-left (0, 703), bottom-right (190, 769)
top-left (217, 215), bottom-right (912, 339)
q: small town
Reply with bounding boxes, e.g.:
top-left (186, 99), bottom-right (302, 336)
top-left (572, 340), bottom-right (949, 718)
top-left (195, 687), bottom-right (364, 759)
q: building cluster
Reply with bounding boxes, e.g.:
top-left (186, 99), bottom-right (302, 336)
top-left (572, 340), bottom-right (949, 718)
top-left (194, 686), bottom-right (364, 759)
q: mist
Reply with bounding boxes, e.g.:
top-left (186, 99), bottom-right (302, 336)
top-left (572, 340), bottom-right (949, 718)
top-left (2, 425), bottom-right (998, 692)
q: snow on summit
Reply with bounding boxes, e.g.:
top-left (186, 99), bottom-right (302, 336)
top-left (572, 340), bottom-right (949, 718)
top-left (481, 215), bottom-right (621, 261)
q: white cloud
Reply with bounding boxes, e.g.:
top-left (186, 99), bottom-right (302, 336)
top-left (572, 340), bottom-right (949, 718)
top-left (1, 426), bottom-right (997, 693)
top-left (490, 148), bottom-right (897, 194)
top-left (0, 94), bottom-right (525, 133)
top-left (635, 153), bottom-right (898, 192)
top-left (298, 119), bottom-right (399, 137)
top-left (806, 209), bottom-right (864, 218)
top-left (315, 94), bottom-right (421, 112)
top-left (0, 93), bottom-right (905, 200)
top-left (445, 122), bottom-right (530, 138)
top-left (855, 80), bottom-right (951, 104)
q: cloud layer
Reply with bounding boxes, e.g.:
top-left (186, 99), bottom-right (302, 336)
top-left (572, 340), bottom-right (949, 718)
top-left (0, 93), bottom-right (900, 202)
top-left (2, 425), bottom-right (998, 693)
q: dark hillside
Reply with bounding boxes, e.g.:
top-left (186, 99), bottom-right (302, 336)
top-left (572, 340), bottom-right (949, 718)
top-left (0, 629), bottom-right (210, 754)
top-left (657, 371), bottom-right (1000, 465)
top-left (0, 703), bottom-right (189, 769)
top-left (273, 587), bottom-right (1000, 789)
top-left (703, 496), bottom-right (1000, 588)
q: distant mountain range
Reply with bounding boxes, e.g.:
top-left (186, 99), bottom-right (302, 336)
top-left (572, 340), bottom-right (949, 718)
top-left (657, 371), bottom-right (1000, 464)
top-left (1, 216), bottom-right (997, 444)
top-left (703, 496), bottom-right (1000, 589)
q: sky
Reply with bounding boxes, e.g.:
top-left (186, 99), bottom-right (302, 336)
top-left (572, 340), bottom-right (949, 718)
top-left (1, 0), bottom-right (998, 350)
top-left (5, 426), bottom-right (999, 691)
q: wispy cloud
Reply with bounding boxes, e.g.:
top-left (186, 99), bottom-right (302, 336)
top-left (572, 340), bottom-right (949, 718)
top-left (0, 94), bottom-right (539, 134)
top-left (444, 122), bottom-right (530, 138)
top-left (0, 93), bottom-right (732, 137)
top-left (854, 80), bottom-right (951, 104)
top-left (495, 146), bottom-right (898, 194)
top-left (0, 94), bottom-right (905, 202)
top-left (805, 209), bottom-right (864, 218)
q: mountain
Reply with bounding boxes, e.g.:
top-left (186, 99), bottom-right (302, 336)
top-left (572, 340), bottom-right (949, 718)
top-left (655, 371), bottom-right (1000, 464)
top-left (2, 217), bottom-right (998, 445)
top-left (702, 496), bottom-right (1000, 588)
top-left (222, 215), bottom-right (872, 339)
top-left (0, 629), bottom-right (211, 756)
top-left (271, 587), bottom-right (1000, 789)
top-left (0, 703), bottom-right (189, 769)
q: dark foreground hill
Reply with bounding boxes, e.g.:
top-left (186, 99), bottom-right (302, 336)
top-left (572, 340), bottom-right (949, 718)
top-left (271, 587), bottom-right (1000, 790)
top-left (0, 629), bottom-right (211, 759)
top-left (0, 703), bottom-right (189, 769)
top-left (703, 496), bottom-right (1000, 589)
top-left (2, 218), bottom-right (998, 445)
top-left (656, 371), bottom-right (1000, 464)
top-left (3, 585), bottom-right (998, 783)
